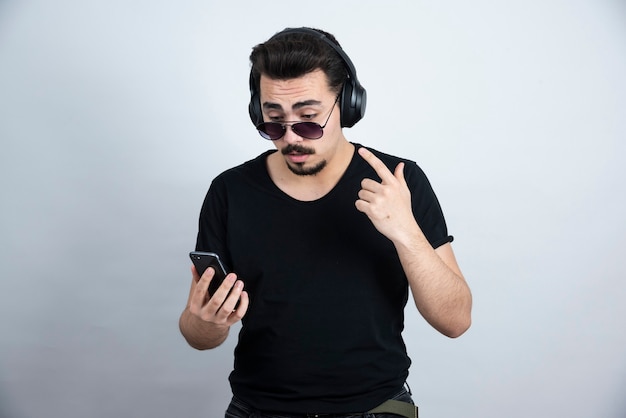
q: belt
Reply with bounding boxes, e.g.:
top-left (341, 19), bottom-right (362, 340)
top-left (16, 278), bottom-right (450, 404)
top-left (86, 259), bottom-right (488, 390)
top-left (367, 398), bottom-right (418, 418)
top-left (305, 399), bottom-right (418, 418)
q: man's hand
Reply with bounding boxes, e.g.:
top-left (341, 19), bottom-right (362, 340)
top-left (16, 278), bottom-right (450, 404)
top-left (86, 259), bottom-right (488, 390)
top-left (188, 264), bottom-right (249, 327)
top-left (179, 265), bottom-right (249, 349)
top-left (355, 147), bottom-right (417, 242)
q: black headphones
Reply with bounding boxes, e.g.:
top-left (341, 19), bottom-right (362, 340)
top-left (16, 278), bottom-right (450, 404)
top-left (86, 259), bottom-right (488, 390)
top-left (248, 27), bottom-right (367, 129)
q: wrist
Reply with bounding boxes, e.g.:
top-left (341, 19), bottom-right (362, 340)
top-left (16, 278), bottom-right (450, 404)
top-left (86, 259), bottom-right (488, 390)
top-left (180, 308), bottom-right (230, 350)
top-left (391, 221), bottom-right (429, 252)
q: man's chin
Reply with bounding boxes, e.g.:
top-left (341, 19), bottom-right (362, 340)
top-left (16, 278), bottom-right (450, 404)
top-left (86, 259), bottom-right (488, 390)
top-left (286, 160), bottom-right (327, 176)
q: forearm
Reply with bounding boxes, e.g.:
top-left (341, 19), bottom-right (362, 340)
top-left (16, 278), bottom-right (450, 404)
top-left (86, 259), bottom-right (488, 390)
top-left (393, 224), bottom-right (472, 338)
top-left (179, 307), bottom-right (229, 350)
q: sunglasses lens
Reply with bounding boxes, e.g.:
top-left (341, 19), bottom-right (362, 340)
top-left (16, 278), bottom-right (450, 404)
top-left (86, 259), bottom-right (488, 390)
top-left (256, 123), bottom-right (285, 140)
top-left (292, 122), bottom-right (323, 139)
top-left (256, 122), bottom-right (324, 140)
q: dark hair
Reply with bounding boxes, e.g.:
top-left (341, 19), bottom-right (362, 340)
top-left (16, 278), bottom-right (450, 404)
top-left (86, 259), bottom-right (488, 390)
top-left (249, 27), bottom-right (347, 95)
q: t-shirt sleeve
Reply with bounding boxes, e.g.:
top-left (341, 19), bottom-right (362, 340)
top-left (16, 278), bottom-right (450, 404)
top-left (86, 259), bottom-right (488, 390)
top-left (195, 175), bottom-right (233, 268)
top-left (404, 161), bottom-right (453, 249)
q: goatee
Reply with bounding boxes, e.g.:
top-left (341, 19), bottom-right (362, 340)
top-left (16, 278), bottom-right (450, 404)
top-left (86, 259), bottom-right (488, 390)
top-left (281, 144), bottom-right (326, 176)
top-left (287, 160), bottom-right (327, 176)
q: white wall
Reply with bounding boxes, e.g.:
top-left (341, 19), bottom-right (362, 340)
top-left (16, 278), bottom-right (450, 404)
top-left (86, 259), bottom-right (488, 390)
top-left (1, 1), bottom-right (625, 417)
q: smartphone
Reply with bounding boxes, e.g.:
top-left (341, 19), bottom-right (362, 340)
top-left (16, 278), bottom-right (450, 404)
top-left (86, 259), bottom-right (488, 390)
top-left (189, 251), bottom-right (229, 296)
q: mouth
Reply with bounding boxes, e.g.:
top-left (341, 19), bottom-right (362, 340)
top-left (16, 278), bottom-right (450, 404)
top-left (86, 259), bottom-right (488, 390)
top-left (286, 152), bottom-right (309, 164)
top-left (282, 144), bottom-right (314, 164)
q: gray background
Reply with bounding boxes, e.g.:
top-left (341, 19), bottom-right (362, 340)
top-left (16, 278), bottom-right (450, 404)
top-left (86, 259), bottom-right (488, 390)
top-left (1, 0), bottom-right (625, 417)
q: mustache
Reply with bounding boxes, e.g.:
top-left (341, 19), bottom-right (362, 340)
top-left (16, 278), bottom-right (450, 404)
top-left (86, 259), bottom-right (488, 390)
top-left (281, 144), bottom-right (315, 155)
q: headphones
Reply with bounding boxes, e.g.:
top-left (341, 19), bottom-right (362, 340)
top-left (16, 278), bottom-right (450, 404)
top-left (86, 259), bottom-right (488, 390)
top-left (248, 27), bottom-right (367, 129)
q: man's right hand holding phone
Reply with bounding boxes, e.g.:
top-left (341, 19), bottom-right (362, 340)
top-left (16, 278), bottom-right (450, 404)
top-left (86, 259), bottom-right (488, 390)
top-left (179, 265), bottom-right (249, 350)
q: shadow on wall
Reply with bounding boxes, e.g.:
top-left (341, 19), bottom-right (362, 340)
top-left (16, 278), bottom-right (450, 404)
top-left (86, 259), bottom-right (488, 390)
top-left (0, 391), bottom-right (23, 418)
top-left (615, 375), bottom-right (626, 418)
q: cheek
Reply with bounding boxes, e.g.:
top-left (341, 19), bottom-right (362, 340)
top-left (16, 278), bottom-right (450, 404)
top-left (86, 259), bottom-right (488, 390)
top-left (314, 138), bottom-right (337, 158)
top-left (320, 123), bottom-right (341, 146)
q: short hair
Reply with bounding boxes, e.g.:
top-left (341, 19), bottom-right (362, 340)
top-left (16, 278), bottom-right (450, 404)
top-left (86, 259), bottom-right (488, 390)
top-left (249, 27), bottom-right (348, 96)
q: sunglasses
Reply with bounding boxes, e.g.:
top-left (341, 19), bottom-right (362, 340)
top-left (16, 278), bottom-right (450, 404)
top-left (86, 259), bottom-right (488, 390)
top-left (255, 95), bottom-right (340, 140)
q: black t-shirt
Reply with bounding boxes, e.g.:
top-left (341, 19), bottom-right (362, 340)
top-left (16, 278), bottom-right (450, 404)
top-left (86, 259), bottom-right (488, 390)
top-left (196, 143), bottom-right (452, 414)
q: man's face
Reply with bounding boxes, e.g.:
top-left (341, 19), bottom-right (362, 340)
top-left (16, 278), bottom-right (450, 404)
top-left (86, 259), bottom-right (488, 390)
top-left (259, 69), bottom-right (343, 176)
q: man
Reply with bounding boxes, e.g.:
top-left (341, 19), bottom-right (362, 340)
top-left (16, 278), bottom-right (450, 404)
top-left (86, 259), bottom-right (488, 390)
top-left (179, 27), bottom-right (472, 417)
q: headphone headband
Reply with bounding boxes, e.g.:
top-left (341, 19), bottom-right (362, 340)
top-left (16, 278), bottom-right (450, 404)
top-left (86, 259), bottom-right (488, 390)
top-left (248, 27), bottom-right (367, 129)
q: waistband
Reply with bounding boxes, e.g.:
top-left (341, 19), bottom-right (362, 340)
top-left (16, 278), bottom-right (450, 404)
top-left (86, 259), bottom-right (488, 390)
top-left (227, 385), bottom-right (418, 417)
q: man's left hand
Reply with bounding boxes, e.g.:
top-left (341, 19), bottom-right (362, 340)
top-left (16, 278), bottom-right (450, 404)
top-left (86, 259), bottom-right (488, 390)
top-left (355, 147), bottom-right (417, 242)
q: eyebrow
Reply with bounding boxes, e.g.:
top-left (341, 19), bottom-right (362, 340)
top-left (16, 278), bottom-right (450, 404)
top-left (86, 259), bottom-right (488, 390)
top-left (262, 99), bottom-right (323, 111)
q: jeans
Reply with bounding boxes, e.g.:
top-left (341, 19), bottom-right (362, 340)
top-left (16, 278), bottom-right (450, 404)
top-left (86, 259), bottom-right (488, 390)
top-left (224, 387), bottom-right (415, 418)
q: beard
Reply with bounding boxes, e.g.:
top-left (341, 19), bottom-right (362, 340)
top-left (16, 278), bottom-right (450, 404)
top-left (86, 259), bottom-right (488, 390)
top-left (287, 160), bottom-right (327, 176)
top-left (281, 144), bottom-right (327, 176)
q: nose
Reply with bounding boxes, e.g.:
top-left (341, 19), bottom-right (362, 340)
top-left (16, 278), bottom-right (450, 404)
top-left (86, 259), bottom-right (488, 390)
top-left (280, 124), bottom-right (303, 144)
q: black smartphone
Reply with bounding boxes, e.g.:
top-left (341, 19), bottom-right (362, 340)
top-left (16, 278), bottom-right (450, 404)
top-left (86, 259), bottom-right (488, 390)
top-left (189, 251), bottom-right (229, 296)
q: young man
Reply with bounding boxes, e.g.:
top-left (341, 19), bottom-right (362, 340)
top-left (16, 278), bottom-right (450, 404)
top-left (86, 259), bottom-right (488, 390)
top-left (179, 27), bottom-right (472, 417)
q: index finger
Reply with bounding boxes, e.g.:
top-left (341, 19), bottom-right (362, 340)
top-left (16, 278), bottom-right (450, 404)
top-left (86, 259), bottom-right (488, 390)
top-left (358, 147), bottom-right (395, 183)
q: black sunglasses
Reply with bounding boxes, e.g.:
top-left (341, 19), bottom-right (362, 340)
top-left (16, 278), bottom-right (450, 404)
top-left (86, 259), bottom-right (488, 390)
top-left (255, 95), bottom-right (340, 140)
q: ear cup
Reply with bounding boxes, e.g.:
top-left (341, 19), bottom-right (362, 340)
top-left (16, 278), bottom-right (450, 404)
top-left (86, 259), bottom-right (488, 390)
top-left (248, 72), bottom-right (263, 127)
top-left (248, 28), bottom-right (366, 129)
top-left (339, 77), bottom-right (367, 128)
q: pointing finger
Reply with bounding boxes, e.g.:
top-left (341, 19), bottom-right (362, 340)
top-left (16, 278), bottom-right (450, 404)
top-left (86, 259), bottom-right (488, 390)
top-left (358, 147), bottom-right (395, 183)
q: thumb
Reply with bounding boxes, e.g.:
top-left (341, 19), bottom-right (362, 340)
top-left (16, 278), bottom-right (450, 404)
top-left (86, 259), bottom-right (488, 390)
top-left (394, 162), bottom-right (407, 185)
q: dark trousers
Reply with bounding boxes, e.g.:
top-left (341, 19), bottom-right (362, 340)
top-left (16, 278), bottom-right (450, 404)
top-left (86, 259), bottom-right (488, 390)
top-left (225, 387), bottom-right (415, 418)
